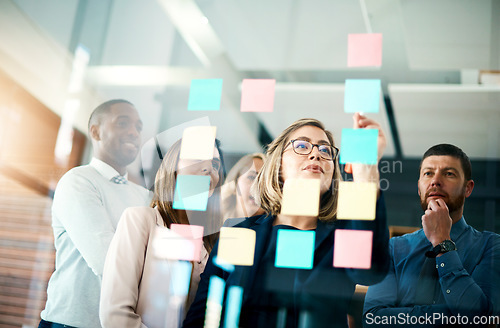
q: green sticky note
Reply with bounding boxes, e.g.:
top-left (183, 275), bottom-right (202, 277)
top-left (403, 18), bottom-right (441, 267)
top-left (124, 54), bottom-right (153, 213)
top-left (344, 79), bottom-right (381, 113)
top-left (173, 175), bottom-right (211, 211)
top-left (224, 286), bottom-right (243, 328)
top-left (207, 275), bottom-right (225, 304)
top-left (169, 261), bottom-right (192, 296)
top-left (188, 79), bottom-right (223, 111)
top-left (339, 129), bottom-right (378, 165)
top-left (275, 230), bottom-right (315, 269)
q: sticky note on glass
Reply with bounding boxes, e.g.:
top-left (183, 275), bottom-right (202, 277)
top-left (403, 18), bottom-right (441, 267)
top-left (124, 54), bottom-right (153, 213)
top-left (347, 33), bottom-right (382, 67)
top-left (205, 276), bottom-right (225, 328)
top-left (153, 226), bottom-right (193, 260)
top-left (188, 79), bottom-right (223, 111)
top-left (173, 175), bottom-right (211, 211)
top-left (179, 126), bottom-right (216, 160)
top-left (275, 230), bottom-right (315, 269)
top-left (344, 79), bottom-right (381, 113)
top-left (170, 261), bottom-right (192, 296)
top-left (213, 256), bottom-right (235, 273)
top-left (170, 224), bottom-right (204, 261)
top-left (240, 79), bottom-right (276, 112)
top-left (207, 275), bottom-right (225, 303)
top-left (280, 179), bottom-right (320, 216)
top-left (339, 129), bottom-right (378, 165)
top-left (217, 227), bottom-right (256, 266)
top-left (223, 286), bottom-right (243, 328)
top-left (337, 182), bottom-right (377, 220)
top-left (334, 229), bottom-right (373, 269)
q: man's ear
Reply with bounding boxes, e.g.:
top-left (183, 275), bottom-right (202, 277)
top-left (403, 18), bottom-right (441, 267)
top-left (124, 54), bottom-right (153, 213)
top-left (465, 179), bottom-right (474, 198)
top-left (89, 124), bottom-right (101, 141)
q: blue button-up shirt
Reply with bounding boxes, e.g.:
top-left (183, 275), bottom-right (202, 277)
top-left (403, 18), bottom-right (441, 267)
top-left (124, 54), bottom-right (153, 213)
top-left (363, 217), bottom-right (500, 327)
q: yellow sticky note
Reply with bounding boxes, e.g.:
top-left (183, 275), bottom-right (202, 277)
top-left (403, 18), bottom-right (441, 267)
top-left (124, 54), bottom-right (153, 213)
top-left (179, 126), bottom-right (217, 160)
top-left (280, 178), bottom-right (320, 216)
top-left (337, 181), bottom-right (377, 220)
top-left (217, 227), bottom-right (256, 266)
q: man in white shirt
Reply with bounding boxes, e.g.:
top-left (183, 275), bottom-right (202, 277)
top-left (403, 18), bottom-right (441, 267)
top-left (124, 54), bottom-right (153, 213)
top-left (39, 99), bottom-right (151, 328)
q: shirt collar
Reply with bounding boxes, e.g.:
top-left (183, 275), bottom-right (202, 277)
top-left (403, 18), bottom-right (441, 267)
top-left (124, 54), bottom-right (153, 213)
top-left (89, 158), bottom-right (128, 181)
top-left (255, 213), bottom-right (274, 225)
top-left (450, 216), bottom-right (468, 241)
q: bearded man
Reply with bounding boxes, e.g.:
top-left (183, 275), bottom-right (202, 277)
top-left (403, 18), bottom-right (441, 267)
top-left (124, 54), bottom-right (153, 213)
top-left (363, 144), bottom-right (500, 327)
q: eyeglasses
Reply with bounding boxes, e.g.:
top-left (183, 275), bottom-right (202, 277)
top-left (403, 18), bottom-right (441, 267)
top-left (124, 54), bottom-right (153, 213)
top-left (287, 139), bottom-right (339, 161)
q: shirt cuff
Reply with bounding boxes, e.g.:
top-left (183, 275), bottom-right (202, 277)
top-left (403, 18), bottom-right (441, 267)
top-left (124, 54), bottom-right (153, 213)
top-left (436, 250), bottom-right (463, 277)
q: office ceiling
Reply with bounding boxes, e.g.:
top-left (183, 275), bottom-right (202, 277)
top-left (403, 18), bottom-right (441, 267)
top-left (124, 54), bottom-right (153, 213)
top-left (1, 0), bottom-right (499, 171)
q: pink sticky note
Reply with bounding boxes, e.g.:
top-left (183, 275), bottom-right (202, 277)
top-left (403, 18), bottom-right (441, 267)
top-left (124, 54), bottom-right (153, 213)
top-left (347, 34), bottom-right (382, 67)
top-left (170, 224), bottom-right (204, 262)
top-left (240, 79), bottom-right (276, 112)
top-left (333, 229), bottom-right (373, 269)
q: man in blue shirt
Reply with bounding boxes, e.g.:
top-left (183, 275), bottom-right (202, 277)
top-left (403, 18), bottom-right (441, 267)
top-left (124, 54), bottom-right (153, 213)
top-left (363, 144), bottom-right (500, 327)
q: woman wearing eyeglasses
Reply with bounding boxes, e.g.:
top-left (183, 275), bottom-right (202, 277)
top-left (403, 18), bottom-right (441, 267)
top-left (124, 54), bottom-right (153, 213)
top-left (100, 139), bottom-right (225, 328)
top-left (183, 114), bottom-right (390, 328)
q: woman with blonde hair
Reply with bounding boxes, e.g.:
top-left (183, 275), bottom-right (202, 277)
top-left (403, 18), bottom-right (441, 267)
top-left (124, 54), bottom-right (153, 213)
top-left (100, 139), bottom-right (225, 328)
top-left (221, 153), bottom-right (266, 223)
top-left (184, 114), bottom-right (390, 328)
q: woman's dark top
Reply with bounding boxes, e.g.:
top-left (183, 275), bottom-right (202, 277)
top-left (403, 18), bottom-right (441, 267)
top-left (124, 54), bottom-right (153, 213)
top-left (183, 194), bottom-right (389, 328)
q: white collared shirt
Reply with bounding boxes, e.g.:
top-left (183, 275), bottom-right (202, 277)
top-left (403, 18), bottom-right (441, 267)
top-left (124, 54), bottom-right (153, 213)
top-left (41, 158), bottom-right (151, 328)
top-left (90, 158), bottom-right (129, 181)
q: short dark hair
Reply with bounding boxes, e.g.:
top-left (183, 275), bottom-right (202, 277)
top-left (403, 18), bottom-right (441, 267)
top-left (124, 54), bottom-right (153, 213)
top-left (420, 144), bottom-right (472, 181)
top-left (87, 99), bottom-right (134, 132)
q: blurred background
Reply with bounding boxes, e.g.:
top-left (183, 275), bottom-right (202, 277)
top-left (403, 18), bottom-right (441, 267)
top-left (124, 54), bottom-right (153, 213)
top-left (0, 0), bottom-right (499, 327)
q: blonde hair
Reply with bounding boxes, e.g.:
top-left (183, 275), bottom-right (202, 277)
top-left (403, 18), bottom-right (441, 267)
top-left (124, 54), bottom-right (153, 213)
top-left (150, 139), bottom-right (225, 252)
top-left (221, 153), bottom-right (265, 220)
top-left (253, 118), bottom-right (341, 221)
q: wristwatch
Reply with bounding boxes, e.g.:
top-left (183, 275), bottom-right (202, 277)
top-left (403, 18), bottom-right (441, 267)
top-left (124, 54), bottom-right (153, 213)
top-left (425, 239), bottom-right (457, 258)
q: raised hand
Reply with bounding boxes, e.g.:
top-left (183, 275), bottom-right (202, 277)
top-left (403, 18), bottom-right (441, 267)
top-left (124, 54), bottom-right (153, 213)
top-left (422, 198), bottom-right (452, 247)
top-left (352, 112), bottom-right (387, 162)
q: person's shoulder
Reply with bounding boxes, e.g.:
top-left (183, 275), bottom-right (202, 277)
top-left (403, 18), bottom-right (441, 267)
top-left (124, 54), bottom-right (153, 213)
top-left (474, 228), bottom-right (500, 245)
top-left (385, 229), bottom-right (424, 260)
top-left (63, 163), bottom-right (96, 177)
top-left (224, 213), bottom-right (269, 228)
top-left (223, 217), bottom-right (246, 227)
top-left (54, 164), bottom-right (98, 189)
top-left (390, 228), bottom-right (424, 246)
top-left (127, 180), bottom-right (151, 195)
top-left (121, 206), bottom-right (158, 220)
top-left (120, 206), bottom-right (159, 227)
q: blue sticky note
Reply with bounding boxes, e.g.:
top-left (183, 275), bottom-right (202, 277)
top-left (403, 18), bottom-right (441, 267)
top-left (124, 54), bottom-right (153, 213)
top-left (188, 79), bottom-right (223, 111)
top-left (275, 230), bottom-right (315, 269)
top-left (339, 129), bottom-right (378, 165)
top-left (213, 256), bottom-right (235, 273)
top-left (207, 276), bottom-right (226, 304)
top-left (170, 261), bottom-right (192, 296)
top-left (224, 286), bottom-right (243, 328)
top-left (344, 79), bottom-right (381, 113)
top-left (173, 175), bottom-right (211, 211)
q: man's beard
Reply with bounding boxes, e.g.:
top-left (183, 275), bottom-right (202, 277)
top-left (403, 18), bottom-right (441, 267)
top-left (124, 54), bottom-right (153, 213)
top-left (420, 186), bottom-right (466, 214)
